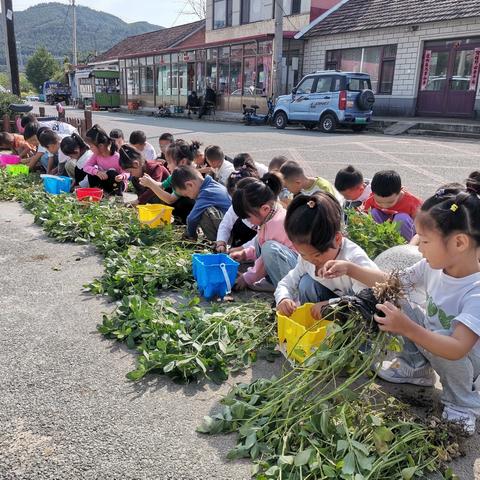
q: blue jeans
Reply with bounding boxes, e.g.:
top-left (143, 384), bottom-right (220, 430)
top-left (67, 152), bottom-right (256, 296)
top-left (259, 240), bottom-right (297, 288)
top-left (298, 274), bottom-right (337, 304)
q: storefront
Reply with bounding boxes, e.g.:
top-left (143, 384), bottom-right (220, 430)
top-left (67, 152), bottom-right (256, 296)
top-left (118, 37), bottom-right (304, 113)
top-left (417, 37), bottom-right (480, 118)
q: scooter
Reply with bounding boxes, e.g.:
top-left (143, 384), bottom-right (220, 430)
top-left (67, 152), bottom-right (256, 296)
top-left (242, 97), bottom-right (274, 126)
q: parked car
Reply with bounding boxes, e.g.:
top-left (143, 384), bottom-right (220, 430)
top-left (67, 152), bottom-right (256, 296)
top-left (273, 71), bottom-right (375, 133)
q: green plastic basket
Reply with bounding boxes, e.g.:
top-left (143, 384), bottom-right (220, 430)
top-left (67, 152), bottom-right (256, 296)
top-left (6, 164), bottom-right (29, 176)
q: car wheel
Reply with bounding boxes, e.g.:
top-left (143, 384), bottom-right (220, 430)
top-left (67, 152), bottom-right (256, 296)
top-left (274, 111), bottom-right (288, 129)
top-left (319, 113), bottom-right (337, 133)
top-left (303, 123), bottom-right (315, 130)
top-left (352, 125), bottom-right (367, 132)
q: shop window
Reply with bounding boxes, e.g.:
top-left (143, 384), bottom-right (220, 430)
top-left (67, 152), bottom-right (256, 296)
top-left (171, 62), bottom-right (178, 95)
top-left (206, 49), bottom-right (218, 90)
top-left (156, 65), bottom-right (170, 98)
top-left (213, 0), bottom-right (232, 29)
top-left (196, 62), bottom-right (205, 95)
top-left (230, 45), bottom-right (243, 94)
top-left (126, 67), bottom-right (139, 95)
top-left (140, 66), bottom-right (154, 94)
top-left (218, 47), bottom-right (230, 95)
top-left (178, 63), bottom-right (188, 96)
top-left (243, 57), bottom-right (257, 96)
top-left (257, 55), bottom-right (272, 97)
top-left (325, 45), bottom-right (397, 94)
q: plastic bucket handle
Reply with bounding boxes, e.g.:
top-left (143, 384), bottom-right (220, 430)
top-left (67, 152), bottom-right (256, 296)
top-left (143, 207), bottom-right (167, 226)
top-left (219, 263), bottom-right (232, 295)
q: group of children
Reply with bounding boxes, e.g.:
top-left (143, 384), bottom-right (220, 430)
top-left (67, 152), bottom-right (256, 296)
top-left (2, 115), bottom-right (480, 436)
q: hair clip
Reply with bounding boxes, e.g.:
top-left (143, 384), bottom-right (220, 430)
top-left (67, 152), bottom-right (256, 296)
top-left (306, 200), bottom-right (316, 209)
top-left (450, 203), bottom-right (459, 212)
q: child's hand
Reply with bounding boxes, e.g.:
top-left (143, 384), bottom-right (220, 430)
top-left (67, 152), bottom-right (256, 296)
top-left (310, 301), bottom-right (329, 320)
top-left (229, 248), bottom-right (247, 262)
top-left (234, 275), bottom-right (248, 291)
top-left (277, 299), bottom-right (296, 317)
top-left (114, 174), bottom-right (123, 183)
top-left (139, 174), bottom-right (157, 188)
top-left (96, 171), bottom-right (108, 180)
top-left (322, 260), bottom-right (350, 279)
top-left (215, 241), bottom-right (227, 253)
top-left (374, 301), bottom-right (412, 335)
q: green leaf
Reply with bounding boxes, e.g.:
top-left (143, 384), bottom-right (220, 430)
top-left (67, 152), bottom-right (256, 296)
top-left (336, 439), bottom-right (349, 454)
top-left (401, 466), bottom-right (417, 480)
top-left (279, 455), bottom-right (294, 465)
top-left (322, 465), bottom-right (337, 478)
top-left (294, 448), bottom-right (313, 467)
top-left (342, 452), bottom-right (356, 475)
top-left (244, 432), bottom-right (257, 449)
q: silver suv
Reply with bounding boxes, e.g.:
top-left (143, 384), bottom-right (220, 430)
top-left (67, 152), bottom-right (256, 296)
top-left (273, 71), bottom-right (375, 133)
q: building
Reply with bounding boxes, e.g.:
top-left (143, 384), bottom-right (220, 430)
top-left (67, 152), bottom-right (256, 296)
top-left (297, 0), bottom-right (480, 118)
top-left (92, 1), bottom-right (337, 113)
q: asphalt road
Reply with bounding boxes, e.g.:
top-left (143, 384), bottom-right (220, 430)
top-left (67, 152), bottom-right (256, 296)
top-left (42, 103), bottom-right (480, 199)
top-left (1, 106), bottom-right (479, 479)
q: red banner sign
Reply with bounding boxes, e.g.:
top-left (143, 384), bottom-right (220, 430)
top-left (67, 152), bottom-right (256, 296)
top-left (470, 48), bottom-right (480, 91)
top-left (420, 50), bottom-right (432, 91)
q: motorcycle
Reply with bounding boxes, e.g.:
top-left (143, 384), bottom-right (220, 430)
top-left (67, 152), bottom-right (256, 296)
top-left (242, 97), bottom-right (275, 126)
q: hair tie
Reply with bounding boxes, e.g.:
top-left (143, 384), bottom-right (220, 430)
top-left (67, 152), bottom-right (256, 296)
top-left (450, 203), bottom-right (459, 212)
top-left (306, 200), bottom-right (316, 209)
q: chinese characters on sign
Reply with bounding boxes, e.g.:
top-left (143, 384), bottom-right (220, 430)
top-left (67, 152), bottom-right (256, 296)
top-left (470, 48), bottom-right (480, 91)
top-left (420, 50), bottom-right (432, 91)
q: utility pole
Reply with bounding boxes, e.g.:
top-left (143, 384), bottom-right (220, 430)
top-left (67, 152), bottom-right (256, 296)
top-left (72, 0), bottom-right (78, 66)
top-left (1, 0), bottom-right (20, 95)
top-left (272, 0), bottom-right (283, 97)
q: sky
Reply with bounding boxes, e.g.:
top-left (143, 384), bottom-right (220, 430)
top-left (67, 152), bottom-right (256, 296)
top-left (7, 0), bottom-right (200, 27)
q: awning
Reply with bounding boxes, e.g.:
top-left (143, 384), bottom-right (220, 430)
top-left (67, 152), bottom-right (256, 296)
top-left (75, 70), bottom-right (92, 79)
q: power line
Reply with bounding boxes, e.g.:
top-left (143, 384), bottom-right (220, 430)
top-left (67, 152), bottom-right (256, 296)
top-left (171, 0), bottom-right (190, 27)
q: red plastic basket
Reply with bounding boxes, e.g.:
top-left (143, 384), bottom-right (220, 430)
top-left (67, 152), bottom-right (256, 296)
top-left (76, 187), bottom-right (103, 202)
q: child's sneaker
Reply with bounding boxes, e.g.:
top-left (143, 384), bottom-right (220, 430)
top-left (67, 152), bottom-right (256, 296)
top-left (375, 357), bottom-right (436, 386)
top-left (442, 406), bottom-right (476, 436)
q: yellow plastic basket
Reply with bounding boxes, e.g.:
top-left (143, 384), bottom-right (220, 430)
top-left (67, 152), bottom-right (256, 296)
top-left (137, 204), bottom-right (174, 228)
top-left (277, 303), bottom-right (332, 362)
top-left (6, 164), bottom-right (29, 176)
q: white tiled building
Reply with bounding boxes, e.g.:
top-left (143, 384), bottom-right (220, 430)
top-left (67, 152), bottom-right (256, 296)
top-left (297, 0), bottom-right (480, 118)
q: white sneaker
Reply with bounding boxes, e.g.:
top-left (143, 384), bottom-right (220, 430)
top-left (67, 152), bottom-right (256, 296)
top-left (442, 406), bottom-right (476, 436)
top-left (375, 357), bottom-right (436, 386)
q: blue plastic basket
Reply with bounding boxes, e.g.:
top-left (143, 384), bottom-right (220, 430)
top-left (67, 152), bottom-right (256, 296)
top-left (42, 175), bottom-right (72, 195)
top-left (192, 253), bottom-right (239, 300)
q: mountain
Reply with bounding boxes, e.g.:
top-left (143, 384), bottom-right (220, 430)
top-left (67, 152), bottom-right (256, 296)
top-left (0, 2), bottom-right (162, 66)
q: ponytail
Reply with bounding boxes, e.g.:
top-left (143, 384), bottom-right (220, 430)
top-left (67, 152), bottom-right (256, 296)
top-left (418, 173), bottom-right (480, 246)
top-left (86, 124), bottom-right (118, 155)
top-left (285, 192), bottom-right (342, 252)
top-left (232, 172), bottom-right (283, 219)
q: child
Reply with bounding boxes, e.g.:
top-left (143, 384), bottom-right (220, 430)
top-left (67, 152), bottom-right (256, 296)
top-left (215, 166), bottom-right (259, 253)
top-left (129, 130), bottom-right (157, 161)
top-left (204, 145), bottom-right (234, 186)
top-left (322, 179), bottom-right (480, 435)
top-left (363, 170), bottom-right (422, 242)
top-left (23, 123), bottom-right (56, 171)
top-left (158, 132), bottom-right (174, 162)
top-left (138, 141), bottom-right (197, 222)
top-left (38, 130), bottom-right (70, 175)
top-left (275, 192), bottom-right (377, 320)
top-left (334, 165), bottom-right (371, 209)
top-left (231, 173), bottom-right (297, 292)
top-left (83, 124), bottom-right (128, 196)
top-left (119, 144), bottom-right (169, 205)
top-left (233, 153), bottom-right (268, 177)
top-left (0, 132), bottom-right (35, 158)
top-left (280, 160), bottom-right (343, 205)
top-left (60, 133), bottom-right (93, 186)
top-left (21, 113), bottom-right (78, 135)
top-left (170, 165), bottom-right (231, 241)
top-left (110, 129), bottom-right (125, 150)
top-left (268, 155), bottom-right (292, 207)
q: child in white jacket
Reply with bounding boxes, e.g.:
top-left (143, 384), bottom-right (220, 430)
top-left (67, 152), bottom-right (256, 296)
top-left (275, 192), bottom-right (378, 320)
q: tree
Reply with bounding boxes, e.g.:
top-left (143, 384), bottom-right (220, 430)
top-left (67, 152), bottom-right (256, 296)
top-left (185, 0), bottom-right (206, 19)
top-left (25, 46), bottom-right (61, 92)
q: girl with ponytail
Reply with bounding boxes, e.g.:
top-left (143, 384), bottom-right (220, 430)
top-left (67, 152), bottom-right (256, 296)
top-left (275, 191), bottom-right (377, 319)
top-left (231, 172), bottom-right (297, 292)
top-left (60, 132), bottom-right (93, 185)
top-left (83, 124), bottom-right (127, 195)
top-left (322, 174), bottom-right (480, 435)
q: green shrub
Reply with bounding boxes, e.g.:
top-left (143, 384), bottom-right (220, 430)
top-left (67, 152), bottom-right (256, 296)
top-left (0, 92), bottom-right (24, 118)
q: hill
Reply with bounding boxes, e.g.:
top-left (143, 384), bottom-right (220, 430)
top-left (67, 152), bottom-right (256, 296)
top-left (0, 2), bottom-right (162, 66)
